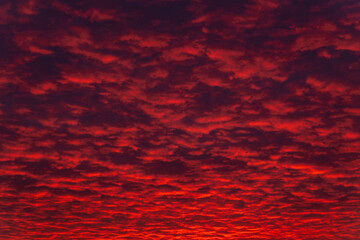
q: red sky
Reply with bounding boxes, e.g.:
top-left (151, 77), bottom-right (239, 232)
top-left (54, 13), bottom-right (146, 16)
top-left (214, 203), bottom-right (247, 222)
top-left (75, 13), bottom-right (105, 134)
top-left (0, 0), bottom-right (360, 239)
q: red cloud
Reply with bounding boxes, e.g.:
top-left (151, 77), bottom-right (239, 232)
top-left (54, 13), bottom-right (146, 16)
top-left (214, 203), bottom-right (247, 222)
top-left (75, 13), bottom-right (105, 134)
top-left (0, 0), bottom-right (359, 239)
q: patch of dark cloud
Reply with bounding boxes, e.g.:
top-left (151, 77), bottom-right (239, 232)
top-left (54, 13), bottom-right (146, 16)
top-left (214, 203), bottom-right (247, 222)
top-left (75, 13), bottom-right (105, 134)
top-left (0, 175), bottom-right (38, 192)
top-left (143, 159), bottom-right (189, 176)
top-left (76, 160), bottom-right (110, 173)
top-left (17, 55), bottom-right (62, 84)
top-left (107, 147), bottom-right (143, 165)
top-left (192, 83), bottom-right (238, 111)
top-left (121, 181), bottom-right (144, 192)
top-left (130, 0), bottom-right (193, 32)
top-left (79, 105), bottom-right (151, 127)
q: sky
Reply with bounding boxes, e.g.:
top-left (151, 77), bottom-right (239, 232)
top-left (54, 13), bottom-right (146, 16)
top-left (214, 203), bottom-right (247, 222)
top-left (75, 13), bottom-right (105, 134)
top-left (0, 0), bottom-right (359, 239)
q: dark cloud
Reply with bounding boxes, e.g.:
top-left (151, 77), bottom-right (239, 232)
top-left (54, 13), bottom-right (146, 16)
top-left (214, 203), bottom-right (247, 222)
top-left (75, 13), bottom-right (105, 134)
top-left (76, 160), bottom-right (110, 173)
top-left (143, 159), bottom-right (189, 176)
top-left (107, 147), bottom-right (143, 165)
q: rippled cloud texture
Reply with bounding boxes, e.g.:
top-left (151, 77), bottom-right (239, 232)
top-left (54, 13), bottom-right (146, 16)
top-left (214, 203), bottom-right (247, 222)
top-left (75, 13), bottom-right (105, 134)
top-left (1, 0), bottom-right (360, 239)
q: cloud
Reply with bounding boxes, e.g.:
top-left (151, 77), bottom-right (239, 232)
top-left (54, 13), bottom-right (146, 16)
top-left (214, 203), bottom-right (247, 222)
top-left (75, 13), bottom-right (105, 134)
top-left (143, 159), bottom-right (190, 176)
top-left (0, 0), bottom-right (359, 239)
